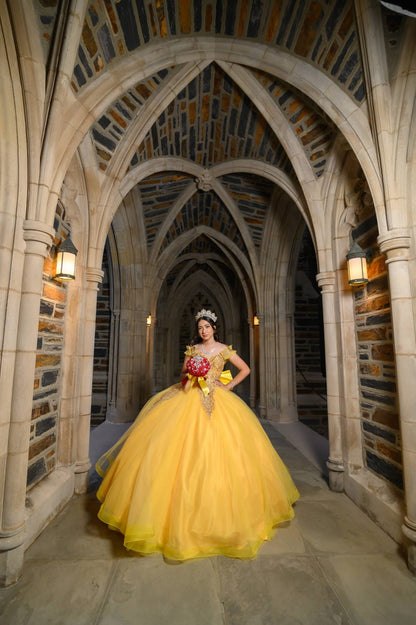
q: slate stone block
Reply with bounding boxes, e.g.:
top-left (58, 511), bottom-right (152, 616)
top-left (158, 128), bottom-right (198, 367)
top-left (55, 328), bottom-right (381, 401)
top-left (363, 421), bottom-right (396, 443)
top-left (362, 390), bottom-right (395, 406)
top-left (36, 416), bottom-right (56, 436)
top-left (40, 300), bottom-right (54, 316)
top-left (115, 0), bottom-right (140, 50)
top-left (366, 450), bottom-right (403, 489)
top-left (27, 457), bottom-right (46, 487)
top-left (360, 377), bottom-right (396, 393)
top-left (41, 370), bottom-right (59, 387)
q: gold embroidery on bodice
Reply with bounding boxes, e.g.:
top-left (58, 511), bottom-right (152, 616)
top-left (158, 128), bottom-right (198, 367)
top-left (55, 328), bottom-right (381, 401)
top-left (188, 345), bottom-right (235, 417)
top-left (152, 346), bottom-right (236, 417)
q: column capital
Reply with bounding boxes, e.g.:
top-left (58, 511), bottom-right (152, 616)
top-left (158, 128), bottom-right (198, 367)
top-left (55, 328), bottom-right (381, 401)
top-left (85, 267), bottom-right (104, 285)
top-left (316, 271), bottom-right (336, 291)
top-left (23, 220), bottom-right (55, 256)
top-left (378, 229), bottom-right (411, 263)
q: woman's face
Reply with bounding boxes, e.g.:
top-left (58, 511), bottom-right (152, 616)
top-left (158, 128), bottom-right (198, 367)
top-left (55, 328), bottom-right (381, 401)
top-left (198, 320), bottom-right (215, 341)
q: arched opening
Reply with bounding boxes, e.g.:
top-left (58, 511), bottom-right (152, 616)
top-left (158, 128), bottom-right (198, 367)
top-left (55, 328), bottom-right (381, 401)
top-left (294, 227), bottom-right (327, 437)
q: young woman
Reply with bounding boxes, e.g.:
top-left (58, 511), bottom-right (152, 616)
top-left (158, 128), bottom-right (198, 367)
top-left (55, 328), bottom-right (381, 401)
top-left (96, 309), bottom-right (299, 560)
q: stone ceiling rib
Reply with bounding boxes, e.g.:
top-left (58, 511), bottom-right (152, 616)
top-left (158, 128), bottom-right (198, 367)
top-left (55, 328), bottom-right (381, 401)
top-left (217, 60), bottom-right (317, 185)
top-left (128, 62), bottom-right (292, 174)
top-left (61, 39), bottom-right (381, 228)
top-left (166, 262), bottom-right (234, 312)
top-left (148, 177), bottom-right (198, 265)
top-left (154, 226), bottom-right (256, 294)
top-left (158, 192), bottom-right (248, 257)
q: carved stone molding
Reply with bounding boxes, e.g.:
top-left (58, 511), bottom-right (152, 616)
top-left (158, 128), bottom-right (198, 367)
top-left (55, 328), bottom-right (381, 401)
top-left (85, 267), bottom-right (104, 285)
top-left (23, 220), bottom-right (55, 255)
top-left (378, 229), bottom-right (411, 263)
top-left (316, 271), bottom-right (336, 292)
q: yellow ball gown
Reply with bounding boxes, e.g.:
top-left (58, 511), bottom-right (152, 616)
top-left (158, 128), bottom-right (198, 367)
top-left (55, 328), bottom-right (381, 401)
top-left (96, 345), bottom-right (299, 560)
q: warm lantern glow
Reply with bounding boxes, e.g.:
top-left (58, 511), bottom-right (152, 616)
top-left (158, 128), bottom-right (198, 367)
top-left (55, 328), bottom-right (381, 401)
top-left (346, 241), bottom-right (368, 286)
top-left (55, 235), bottom-right (78, 281)
top-left (146, 315), bottom-right (152, 326)
top-left (253, 315), bottom-right (259, 326)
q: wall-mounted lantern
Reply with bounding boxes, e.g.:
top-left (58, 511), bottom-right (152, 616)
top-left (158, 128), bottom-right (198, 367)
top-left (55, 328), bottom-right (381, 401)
top-left (346, 241), bottom-right (368, 286)
top-left (253, 315), bottom-right (259, 326)
top-left (146, 315), bottom-right (152, 326)
top-left (54, 235), bottom-right (78, 281)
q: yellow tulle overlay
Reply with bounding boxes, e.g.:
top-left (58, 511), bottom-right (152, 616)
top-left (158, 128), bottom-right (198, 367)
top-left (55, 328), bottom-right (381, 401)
top-left (96, 347), bottom-right (299, 561)
top-left (96, 388), bottom-right (299, 561)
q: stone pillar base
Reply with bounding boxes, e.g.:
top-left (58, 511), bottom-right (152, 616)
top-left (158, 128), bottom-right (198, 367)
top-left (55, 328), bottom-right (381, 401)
top-left (74, 459), bottom-right (91, 494)
top-left (74, 471), bottom-right (89, 494)
top-left (403, 517), bottom-right (416, 575)
top-left (0, 540), bottom-right (25, 587)
top-left (327, 458), bottom-right (344, 492)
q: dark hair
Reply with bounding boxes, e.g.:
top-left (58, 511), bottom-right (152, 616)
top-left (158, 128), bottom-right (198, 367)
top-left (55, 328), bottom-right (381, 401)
top-left (193, 315), bottom-right (220, 344)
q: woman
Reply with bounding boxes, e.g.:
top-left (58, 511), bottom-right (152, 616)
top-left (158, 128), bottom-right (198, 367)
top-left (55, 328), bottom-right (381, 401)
top-left (96, 309), bottom-right (299, 560)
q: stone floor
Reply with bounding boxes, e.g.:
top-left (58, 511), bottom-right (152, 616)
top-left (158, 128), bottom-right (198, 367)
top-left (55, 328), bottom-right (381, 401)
top-left (1, 421), bottom-right (415, 625)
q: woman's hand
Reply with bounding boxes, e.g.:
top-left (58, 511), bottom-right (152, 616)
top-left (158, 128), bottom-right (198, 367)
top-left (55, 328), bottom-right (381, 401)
top-left (214, 379), bottom-right (233, 391)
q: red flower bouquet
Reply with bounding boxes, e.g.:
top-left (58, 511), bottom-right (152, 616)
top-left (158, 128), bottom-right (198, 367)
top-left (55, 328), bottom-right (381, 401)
top-left (182, 353), bottom-right (211, 394)
top-left (187, 354), bottom-right (210, 377)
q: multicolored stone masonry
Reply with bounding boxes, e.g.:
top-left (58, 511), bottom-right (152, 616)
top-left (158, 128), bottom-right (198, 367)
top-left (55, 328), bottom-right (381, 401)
top-left (92, 67), bottom-right (174, 171)
top-left (28, 204), bottom-right (68, 490)
top-left (253, 69), bottom-right (336, 178)
top-left (68, 0), bottom-right (366, 106)
top-left (61, 1), bottom-right (363, 179)
top-left (352, 214), bottom-right (402, 490)
top-left (159, 189), bottom-right (248, 255)
top-left (141, 172), bottom-right (194, 251)
top-left (131, 63), bottom-right (292, 173)
top-left (220, 173), bottom-right (274, 249)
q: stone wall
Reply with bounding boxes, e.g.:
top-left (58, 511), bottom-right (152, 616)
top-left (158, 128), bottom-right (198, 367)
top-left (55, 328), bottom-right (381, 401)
top-left (352, 215), bottom-right (402, 489)
top-left (28, 205), bottom-right (68, 489)
top-left (294, 228), bottom-right (328, 436)
top-left (91, 247), bottom-right (111, 427)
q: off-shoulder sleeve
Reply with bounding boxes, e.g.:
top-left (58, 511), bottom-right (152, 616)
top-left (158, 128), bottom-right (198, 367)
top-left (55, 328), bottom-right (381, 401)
top-left (184, 345), bottom-right (195, 357)
top-left (221, 345), bottom-right (237, 360)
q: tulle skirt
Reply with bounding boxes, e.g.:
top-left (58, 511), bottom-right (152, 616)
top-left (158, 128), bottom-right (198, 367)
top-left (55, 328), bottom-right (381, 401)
top-left (96, 384), bottom-right (299, 561)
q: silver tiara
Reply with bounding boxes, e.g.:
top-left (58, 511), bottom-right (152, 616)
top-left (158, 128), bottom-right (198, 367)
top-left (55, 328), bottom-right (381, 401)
top-left (195, 309), bottom-right (217, 323)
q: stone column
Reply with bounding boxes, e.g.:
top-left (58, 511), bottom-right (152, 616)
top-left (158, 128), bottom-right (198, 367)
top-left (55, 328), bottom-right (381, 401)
top-left (257, 314), bottom-right (266, 418)
top-left (106, 309), bottom-right (120, 421)
top-left (317, 271), bottom-right (344, 492)
top-left (277, 312), bottom-right (298, 422)
top-left (74, 267), bottom-right (103, 494)
top-left (0, 220), bottom-right (54, 586)
top-left (248, 318), bottom-right (256, 409)
top-left (145, 314), bottom-right (155, 398)
top-left (378, 230), bottom-right (416, 574)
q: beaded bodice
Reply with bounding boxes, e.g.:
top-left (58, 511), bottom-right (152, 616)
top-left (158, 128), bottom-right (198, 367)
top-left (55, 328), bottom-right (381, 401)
top-left (185, 345), bottom-right (236, 416)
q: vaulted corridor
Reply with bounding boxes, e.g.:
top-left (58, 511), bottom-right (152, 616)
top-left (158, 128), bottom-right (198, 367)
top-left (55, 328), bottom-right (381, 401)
top-left (1, 0), bottom-right (416, 614)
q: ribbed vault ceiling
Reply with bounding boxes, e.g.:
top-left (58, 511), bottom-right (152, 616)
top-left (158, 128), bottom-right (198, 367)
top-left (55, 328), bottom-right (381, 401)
top-left (34, 0), bottom-right (407, 312)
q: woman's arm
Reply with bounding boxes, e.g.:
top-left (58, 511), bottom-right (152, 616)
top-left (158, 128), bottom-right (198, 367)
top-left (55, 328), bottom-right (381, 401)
top-left (215, 352), bottom-right (250, 391)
